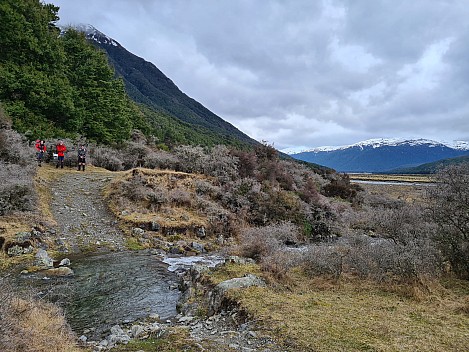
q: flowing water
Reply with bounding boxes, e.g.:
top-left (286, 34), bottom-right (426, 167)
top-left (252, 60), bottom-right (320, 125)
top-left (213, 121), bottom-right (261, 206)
top-left (14, 250), bottom-right (181, 339)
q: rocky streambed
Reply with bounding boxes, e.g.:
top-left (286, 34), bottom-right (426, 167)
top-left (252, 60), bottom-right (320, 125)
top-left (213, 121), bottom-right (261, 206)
top-left (13, 249), bottom-right (281, 351)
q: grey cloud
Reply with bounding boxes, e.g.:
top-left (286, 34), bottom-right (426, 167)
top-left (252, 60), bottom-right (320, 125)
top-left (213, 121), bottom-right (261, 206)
top-left (51, 0), bottom-right (469, 148)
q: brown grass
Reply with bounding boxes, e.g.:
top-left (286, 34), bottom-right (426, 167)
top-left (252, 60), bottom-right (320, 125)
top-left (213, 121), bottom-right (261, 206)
top-left (222, 267), bottom-right (469, 352)
top-left (0, 293), bottom-right (81, 352)
top-left (348, 174), bottom-right (433, 183)
top-left (105, 168), bottom-right (209, 230)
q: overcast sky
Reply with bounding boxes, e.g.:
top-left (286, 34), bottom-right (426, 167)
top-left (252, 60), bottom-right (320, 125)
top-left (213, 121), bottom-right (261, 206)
top-left (49, 0), bottom-right (469, 151)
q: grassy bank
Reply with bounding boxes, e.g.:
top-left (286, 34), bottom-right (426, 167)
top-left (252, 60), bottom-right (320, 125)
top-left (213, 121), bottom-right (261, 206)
top-left (216, 265), bottom-right (469, 352)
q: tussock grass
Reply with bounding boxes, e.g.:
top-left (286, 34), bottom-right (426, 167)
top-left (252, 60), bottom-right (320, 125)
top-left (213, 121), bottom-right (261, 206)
top-left (105, 168), bottom-right (209, 231)
top-left (0, 282), bottom-right (81, 352)
top-left (224, 269), bottom-right (469, 352)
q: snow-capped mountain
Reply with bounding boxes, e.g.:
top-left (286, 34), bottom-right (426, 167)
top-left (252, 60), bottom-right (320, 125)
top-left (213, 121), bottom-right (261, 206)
top-left (284, 138), bottom-right (469, 154)
top-left (73, 24), bottom-right (120, 47)
top-left (288, 138), bottom-right (469, 173)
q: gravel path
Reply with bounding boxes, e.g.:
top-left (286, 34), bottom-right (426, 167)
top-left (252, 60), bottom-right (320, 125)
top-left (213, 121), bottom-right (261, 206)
top-left (49, 170), bottom-right (125, 252)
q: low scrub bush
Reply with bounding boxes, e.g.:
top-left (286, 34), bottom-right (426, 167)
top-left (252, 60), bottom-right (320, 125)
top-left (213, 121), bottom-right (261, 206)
top-left (144, 149), bottom-right (179, 170)
top-left (0, 162), bottom-right (36, 215)
top-left (301, 235), bottom-right (442, 283)
top-left (121, 141), bottom-right (152, 169)
top-left (90, 145), bottom-right (123, 171)
top-left (0, 127), bottom-right (35, 165)
top-left (302, 245), bottom-right (346, 279)
top-left (169, 187), bottom-right (193, 207)
top-left (237, 222), bottom-right (300, 260)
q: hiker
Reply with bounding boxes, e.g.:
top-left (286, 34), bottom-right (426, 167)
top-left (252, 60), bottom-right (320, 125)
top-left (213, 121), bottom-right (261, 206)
top-left (77, 144), bottom-right (86, 171)
top-left (55, 140), bottom-right (67, 169)
top-left (35, 140), bottom-right (46, 167)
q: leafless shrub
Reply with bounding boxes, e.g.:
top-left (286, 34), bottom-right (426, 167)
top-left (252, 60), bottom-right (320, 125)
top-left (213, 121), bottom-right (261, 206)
top-left (427, 163), bottom-right (469, 278)
top-left (368, 203), bottom-right (432, 245)
top-left (0, 162), bottom-right (36, 215)
top-left (169, 188), bottom-right (193, 207)
top-left (203, 202), bottom-right (236, 236)
top-left (144, 149), bottom-right (179, 170)
top-left (203, 145), bottom-right (239, 183)
top-left (174, 145), bottom-right (207, 173)
top-left (121, 141), bottom-right (152, 169)
top-left (0, 127), bottom-right (35, 165)
top-left (194, 179), bottom-right (221, 198)
top-left (90, 145), bottom-right (123, 171)
top-left (237, 222), bottom-right (300, 260)
top-left (302, 245), bottom-right (346, 280)
top-left (230, 149), bottom-right (257, 178)
top-left (349, 237), bottom-right (442, 281)
top-left (261, 249), bottom-right (304, 280)
top-left (301, 233), bottom-right (442, 282)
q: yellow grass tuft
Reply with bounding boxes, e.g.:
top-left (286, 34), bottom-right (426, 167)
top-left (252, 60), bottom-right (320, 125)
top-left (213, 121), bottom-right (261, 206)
top-left (1, 295), bottom-right (81, 352)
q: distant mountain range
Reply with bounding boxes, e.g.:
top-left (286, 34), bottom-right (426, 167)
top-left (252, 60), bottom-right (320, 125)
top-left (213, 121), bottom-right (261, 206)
top-left (77, 25), bottom-right (258, 147)
top-left (287, 138), bottom-right (469, 173)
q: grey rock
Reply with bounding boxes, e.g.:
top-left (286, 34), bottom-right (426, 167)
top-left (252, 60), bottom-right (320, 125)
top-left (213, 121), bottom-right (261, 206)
top-left (169, 246), bottom-right (183, 254)
top-left (227, 256), bottom-right (255, 265)
top-left (192, 242), bottom-right (205, 252)
top-left (150, 221), bottom-right (161, 231)
top-left (195, 226), bottom-right (206, 238)
top-left (35, 249), bottom-right (54, 267)
top-left (15, 231), bottom-right (32, 242)
top-left (209, 275), bottom-right (266, 314)
top-left (23, 245), bottom-right (34, 254)
top-left (148, 313), bottom-right (160, 321)
top-left (7, 245), bottom-right (25, 257)
top-left (132, 227), bottom-right (145, 236)
top-left (131, 324), bottom-right (145, 338)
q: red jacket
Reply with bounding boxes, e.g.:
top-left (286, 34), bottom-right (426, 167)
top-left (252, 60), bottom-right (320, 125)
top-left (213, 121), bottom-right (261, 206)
top-left (56, 144), bottom-right (67, 157)
top-left (35, 141), bottom-right (46, 152)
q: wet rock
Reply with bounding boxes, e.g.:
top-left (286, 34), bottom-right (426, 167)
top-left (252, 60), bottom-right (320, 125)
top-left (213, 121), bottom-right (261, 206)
top-left (15, 231), bottom-right (32, 242)
top-left (7, 245), bottom-right (32, 257)
top-left (169, 246), bottom-right (183, 254)
top-left (107, 325), bottom-right (130, 347)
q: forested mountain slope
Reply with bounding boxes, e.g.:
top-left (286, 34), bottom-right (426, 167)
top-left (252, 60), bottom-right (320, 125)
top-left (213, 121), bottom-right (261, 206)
top-left (82, 25), bottom-right (258, 148)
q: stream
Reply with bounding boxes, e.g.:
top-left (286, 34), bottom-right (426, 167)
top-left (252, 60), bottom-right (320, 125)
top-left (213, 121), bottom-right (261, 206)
top-left (14, 250), bottom-right (186, 339)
